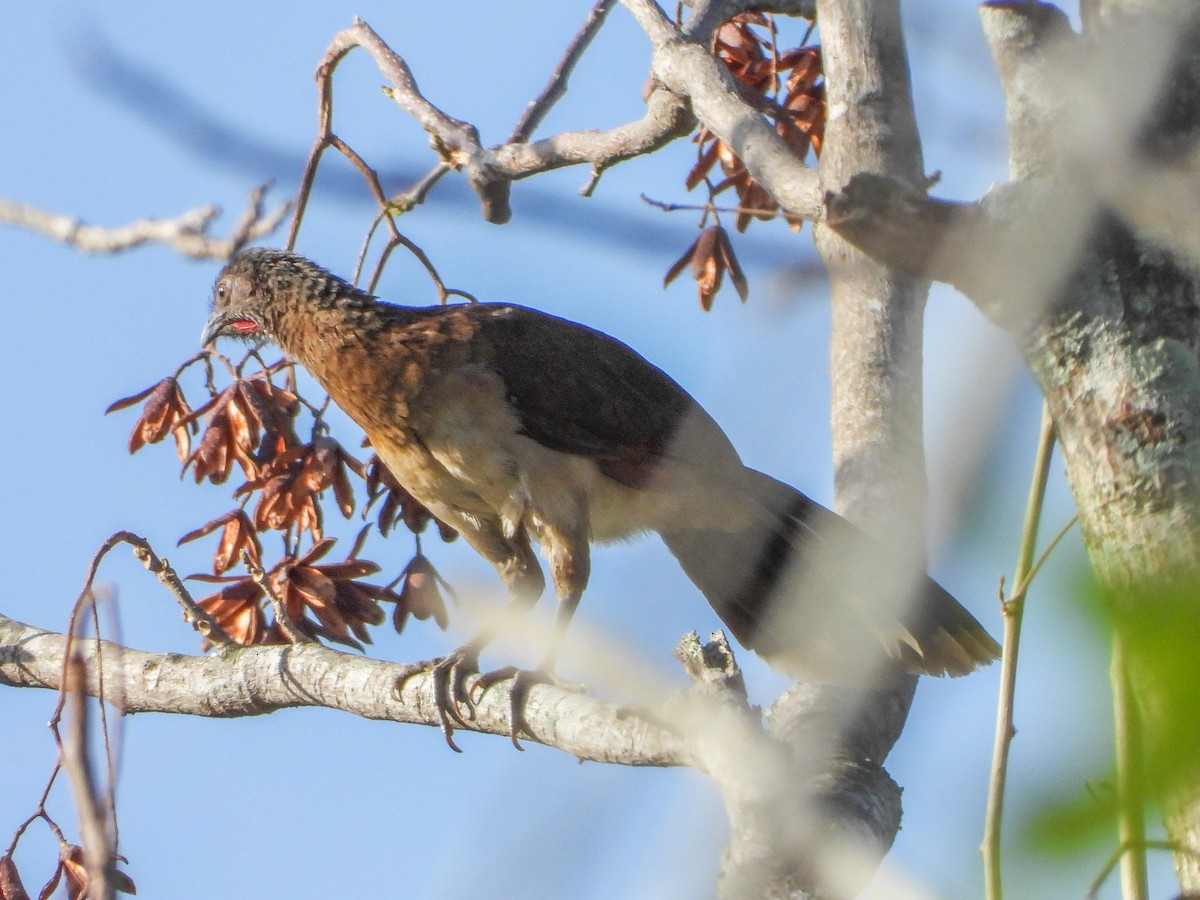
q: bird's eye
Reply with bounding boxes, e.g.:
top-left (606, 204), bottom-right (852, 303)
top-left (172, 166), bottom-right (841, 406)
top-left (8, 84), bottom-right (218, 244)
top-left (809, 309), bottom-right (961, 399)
top-left (216, 280), bottom-right (228, 300)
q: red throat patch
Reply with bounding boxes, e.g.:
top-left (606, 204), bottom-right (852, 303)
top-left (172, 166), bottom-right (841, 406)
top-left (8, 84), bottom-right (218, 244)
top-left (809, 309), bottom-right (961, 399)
top-left (230, 319), bottom-right (259, 335)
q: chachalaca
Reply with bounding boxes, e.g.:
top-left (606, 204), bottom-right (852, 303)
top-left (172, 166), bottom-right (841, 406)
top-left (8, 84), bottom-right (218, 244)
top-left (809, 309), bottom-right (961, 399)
top-left (202, 248), bottom-right (1000, 746)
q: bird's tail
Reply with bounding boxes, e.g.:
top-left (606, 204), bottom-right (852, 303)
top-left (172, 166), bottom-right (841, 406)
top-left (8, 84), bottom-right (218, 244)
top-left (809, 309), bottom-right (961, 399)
top-left (660, 469), bottom-right (1000, 681)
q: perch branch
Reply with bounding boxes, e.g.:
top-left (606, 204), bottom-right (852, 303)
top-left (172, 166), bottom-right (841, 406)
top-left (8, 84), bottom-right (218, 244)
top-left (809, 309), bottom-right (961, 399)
top-left (0, 610), bottom-right (690, 766)
top-left (1, 611), bottom-right (909, 897)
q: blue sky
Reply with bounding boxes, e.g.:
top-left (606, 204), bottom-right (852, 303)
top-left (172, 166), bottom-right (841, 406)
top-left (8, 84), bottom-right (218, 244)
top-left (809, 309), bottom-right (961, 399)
top-left (0, 2), bottom-right (1163, 897)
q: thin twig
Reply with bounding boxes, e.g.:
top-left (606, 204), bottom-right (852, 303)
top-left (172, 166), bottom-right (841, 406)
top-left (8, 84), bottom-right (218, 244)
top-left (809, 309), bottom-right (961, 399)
top-left (87, 595), bottom-right (122, 855)
top-left (508, 0), bottom-right (619, 143)
top-left (171, 350), bottom-right (212, 384)
top-left (365, 233), bottom-right (477, 304)
top-left (640, 192), bottom-right (785, 218)
top-left (289, 38), bottom-right (473, 304)
top-left (4, 766), bottom-right (63, 858)
top-left (1085, 839), bottom-right (1182, 899)
top-left (61, 650), bottom-right (115, 900)
top-left (93, 532), bottom-right (235, 646)
top-left (1111, 629), bottom-right (1151, 900)
top-left (224, 183), bottom-right (293, 257)
top-left (242, 553), bottom-right (310, 645)
top-left (982, 401), bottom-right (1056, 900)
top-left (385, 163), bottom-right (452, 215)
top-left (1010, 513), bottom-right (1077, 600)
top-left (286, 138), bottom-right (329, 251)
top-left (353, 210), bottom-right (391, 286)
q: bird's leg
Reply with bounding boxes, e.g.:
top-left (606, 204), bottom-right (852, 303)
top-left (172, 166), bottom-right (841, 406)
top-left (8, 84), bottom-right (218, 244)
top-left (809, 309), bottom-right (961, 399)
top-left (536, 582), bottom-right (584, 672)
top-left (395, 534), bottom-right (545, 752)
top-left (473, 532), bottom-right (589, 749)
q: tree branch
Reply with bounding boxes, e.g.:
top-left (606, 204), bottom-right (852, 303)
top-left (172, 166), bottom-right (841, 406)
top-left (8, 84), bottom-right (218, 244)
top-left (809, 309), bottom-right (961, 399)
top-left (759, 0), bottom-right (949, 892)
top-left (824, 173), bottom-right (981, 287)
top-left (832, 6), bottom-right (1200, 891)
top-left (983, 1), bottom-right (1200, 267)
top-left (310, 19), bottom-right (694, 225)
top-left (980, 1), bottom-right (1077, 181)
top-left (823, 171), bottom-right (1097, 335)
top-left (311, 6), bottom-right (825, 226)
top-left (3, 608), bottom-right (912, 898)
top-left (508, 0), bottom-right (620, 143)
top-left (483, 88), bottom-right (694, 205)
top-left (631, 0), bottom-right (824, 221)
top-left (0, 611), bottom-right (688, 766)
top-left (0, 184), bottom-right (290, 260)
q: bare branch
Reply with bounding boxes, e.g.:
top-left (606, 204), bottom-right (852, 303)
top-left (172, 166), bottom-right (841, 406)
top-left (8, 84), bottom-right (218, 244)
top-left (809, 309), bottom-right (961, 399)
top-left (627, 0), bottom-right (824, 221)
top-left (302, 12), bottom-right (822, 226)
top-left (748, 0), bottom-right (816, 18)
top-left (679, 0), bottom-right (746, 38)
top-left (384, 163), bottom-right (452, 215)
top-left (0, 184), bottom-right (290, 260)
top-left (0, 610), bottom-right (691, 766)
top-left (824, 173), bottom-right (979, 286)
top-left (671, 634), bottom-right (905, 898)
top-left (508, 0), bottom-right (620, 143)
top-left (621, 0), bottom-right (678, 43)
top-left (980, 0), bottom-right (1077, 181)
top-left (303, 19), bottom-right (696, 224)
top-left (671, 0), bottom-right (819, 37)
top-left (306, 20), bottom-right (506, 220)
top-left (105, 532), bottom-right (235, 647)
top-left (2, 609), bottom-right (907, 899)
top-left (485, 87), bottom-right (694, 204)
top-left (823, 171), bottom-right (1096, 333)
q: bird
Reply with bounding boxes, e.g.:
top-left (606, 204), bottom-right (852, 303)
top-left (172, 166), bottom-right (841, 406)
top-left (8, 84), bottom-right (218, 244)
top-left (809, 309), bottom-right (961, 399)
top-left (201, 247), bottom-right (1000, 746)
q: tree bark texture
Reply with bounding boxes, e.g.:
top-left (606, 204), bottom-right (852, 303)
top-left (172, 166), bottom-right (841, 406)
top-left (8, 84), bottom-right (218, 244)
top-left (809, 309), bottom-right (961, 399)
top-left (730, 2), bottom-right (936, 897)
top-left (828, 2), bottom-right (1200, 890)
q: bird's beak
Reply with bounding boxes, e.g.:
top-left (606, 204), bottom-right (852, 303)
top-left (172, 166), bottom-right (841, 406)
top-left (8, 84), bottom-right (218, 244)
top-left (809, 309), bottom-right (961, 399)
top-left (200, 312), bottom-right (227, 348)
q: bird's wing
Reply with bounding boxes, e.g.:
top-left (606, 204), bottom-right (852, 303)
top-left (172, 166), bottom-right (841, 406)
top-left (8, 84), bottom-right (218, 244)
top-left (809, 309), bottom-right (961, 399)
top-left (467, 304), bottom-right (744, 489)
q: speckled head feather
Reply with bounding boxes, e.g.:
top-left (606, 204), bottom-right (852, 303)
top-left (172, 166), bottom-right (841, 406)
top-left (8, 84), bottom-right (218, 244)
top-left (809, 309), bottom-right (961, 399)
top-left (201, 247), bottom-right (376, 349)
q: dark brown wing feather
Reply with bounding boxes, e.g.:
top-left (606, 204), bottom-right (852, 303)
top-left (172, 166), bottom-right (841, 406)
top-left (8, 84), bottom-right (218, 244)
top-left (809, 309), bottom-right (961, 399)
top-left (464, 303), bottom-right (743, 487)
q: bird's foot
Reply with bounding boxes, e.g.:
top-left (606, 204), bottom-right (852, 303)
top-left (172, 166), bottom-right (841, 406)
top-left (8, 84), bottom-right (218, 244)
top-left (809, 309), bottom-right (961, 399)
top-left (470, 666), bottom-right (586, 751)
top-left (394, 646), bottom-right (482, 753)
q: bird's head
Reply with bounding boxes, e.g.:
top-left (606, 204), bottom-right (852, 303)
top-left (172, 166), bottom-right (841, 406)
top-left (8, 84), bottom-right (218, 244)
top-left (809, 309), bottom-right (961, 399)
top-left (201, 247), bottom-right (359, 350)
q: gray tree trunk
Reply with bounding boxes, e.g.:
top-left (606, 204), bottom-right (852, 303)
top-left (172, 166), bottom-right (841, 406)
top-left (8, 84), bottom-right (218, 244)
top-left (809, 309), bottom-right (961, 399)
top-left (826, 1), bottom-right (1200, 891)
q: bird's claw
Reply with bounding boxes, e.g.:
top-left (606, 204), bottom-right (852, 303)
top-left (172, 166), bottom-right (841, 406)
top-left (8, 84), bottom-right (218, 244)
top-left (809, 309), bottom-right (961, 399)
top-left (395, 652), bottom-right (585, 752)
top-left (469, 666), bottom-right (586, 751)
top-left (394, 648), bottom-right (482, 752)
